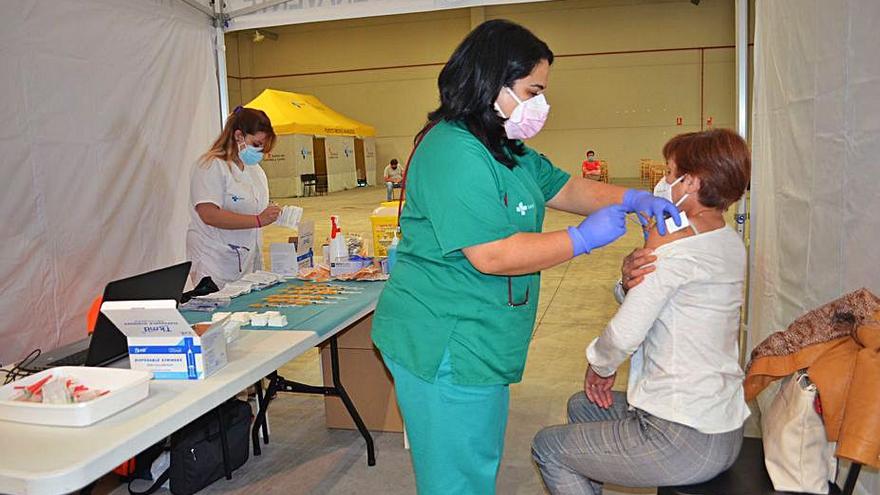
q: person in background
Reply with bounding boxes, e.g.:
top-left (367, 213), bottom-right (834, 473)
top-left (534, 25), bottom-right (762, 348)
top-left (532, 129), bottom-right (752, 495)
top-left (372, 19), bottom-right (680, 495)
top-left (384, 158), bottom-right (404, 200)
top-left (582, 150), bottom-right (601, 180)
top-left (186, 106), bottom-right (280, 288)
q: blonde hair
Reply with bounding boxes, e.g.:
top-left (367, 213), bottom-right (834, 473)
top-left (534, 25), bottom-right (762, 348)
top-left (199, 107), bottom-right (276, 168)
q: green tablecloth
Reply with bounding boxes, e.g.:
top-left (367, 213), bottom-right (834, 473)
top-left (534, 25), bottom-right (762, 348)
top-left (181, 280), bottom-right (385, 339)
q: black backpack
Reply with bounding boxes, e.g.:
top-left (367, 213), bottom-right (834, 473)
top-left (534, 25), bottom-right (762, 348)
top-left (130, 399), bottom-right (252, 495)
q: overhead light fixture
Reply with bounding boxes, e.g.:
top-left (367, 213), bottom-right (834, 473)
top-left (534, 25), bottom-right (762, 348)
top-left (252, 29), bottom-right (278, 43)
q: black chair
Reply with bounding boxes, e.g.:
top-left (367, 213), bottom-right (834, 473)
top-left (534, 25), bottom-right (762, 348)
top-left (658, 437), bottom-right (863, 495)
top-left (315, 175), bottom-right (328, 196)
top-left (300, 173), bottom-right (317, 197)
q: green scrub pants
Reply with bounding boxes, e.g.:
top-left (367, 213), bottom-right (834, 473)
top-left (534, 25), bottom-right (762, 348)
top-left (382, 350), bottom-right (510, 495)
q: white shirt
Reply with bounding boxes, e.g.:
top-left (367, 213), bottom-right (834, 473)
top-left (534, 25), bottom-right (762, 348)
top-left (383, 164), bottom-right (403, 181)
top-left (186, 158), bottom-right (268, 288)
top-left (587, 226), bottom-right (750, 434)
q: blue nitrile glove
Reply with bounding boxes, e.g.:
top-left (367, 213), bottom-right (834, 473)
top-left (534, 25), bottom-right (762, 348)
top-left (622, 189), bottom-right (682, 235)
top-left (567, 204), bottom-right (628, 256)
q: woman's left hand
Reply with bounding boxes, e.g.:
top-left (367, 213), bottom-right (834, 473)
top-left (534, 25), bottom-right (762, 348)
top-left (258, 203), bottom-right (282, 226)
top-left (584, 366), bottom-right (616, 409)
top-left (621, 248), bottom-right (657, 291)
top-left (622, 189), bottom-right (681, 235)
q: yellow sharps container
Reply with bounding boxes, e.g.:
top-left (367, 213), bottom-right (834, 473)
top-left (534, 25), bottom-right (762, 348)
top-left (371, 200), bottom-right (403, 257)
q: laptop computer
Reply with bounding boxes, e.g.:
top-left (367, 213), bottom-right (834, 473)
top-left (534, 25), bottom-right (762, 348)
top-left (27, 261), bottom-right (192, 370)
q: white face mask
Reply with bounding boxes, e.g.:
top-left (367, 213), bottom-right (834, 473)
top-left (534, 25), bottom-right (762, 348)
top-left (654, 174), bottom-right (689, 206)
top-left (493, 87), bottom-right (550, 140)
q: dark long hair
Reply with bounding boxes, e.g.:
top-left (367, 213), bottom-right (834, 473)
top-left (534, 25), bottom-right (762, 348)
top-left (422, 19), bottom-right (553, 168)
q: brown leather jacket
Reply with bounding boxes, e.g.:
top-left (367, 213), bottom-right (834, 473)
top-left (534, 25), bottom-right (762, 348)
top-left (745, 308), bottom-right (880, 468)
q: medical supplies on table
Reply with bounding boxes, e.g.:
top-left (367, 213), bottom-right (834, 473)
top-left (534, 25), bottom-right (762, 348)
top-left (0, 367), bottom-right (151, 426)
top-left (101, 300), bottom-right (228, 380)
top-left (271, 220), bottom-right (315, 276)
top-left (180, 271), bottom-right (287, 311)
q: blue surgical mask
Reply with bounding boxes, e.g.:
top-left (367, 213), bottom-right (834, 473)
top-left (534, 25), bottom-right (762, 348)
top-left (238, 142), bottom-right (264, 166)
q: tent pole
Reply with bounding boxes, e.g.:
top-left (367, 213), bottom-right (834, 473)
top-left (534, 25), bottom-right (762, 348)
top-left (213, 1), bottom-right (230, 127)
top-left (734, 0), bottom-right (749, 238)
top-left (735, 0), bottom-right (752, 363)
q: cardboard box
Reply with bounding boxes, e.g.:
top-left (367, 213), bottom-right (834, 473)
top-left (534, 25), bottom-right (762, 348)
top-left (297, 249), bottom-right (314, 270)
top-left (321, 347), bottom-right (403, 432)
top-left (101, 300), bottom-right (228, 380)
top-left (334, 314), bottom-right (375, 349)
top-left (320, 314), bottom-right (403, 432)
top-left (270, 243), bottom-right (297, 275)
top-left (271, 221), bottom-right (315, 275)
top-left (329, 257), bottom-right (373, 277)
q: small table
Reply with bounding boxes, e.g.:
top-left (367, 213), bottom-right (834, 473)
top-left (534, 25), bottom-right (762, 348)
top-left (0, 331), bottom-right (317, 495)
top-left (181, 280), bottom-right (386, 466)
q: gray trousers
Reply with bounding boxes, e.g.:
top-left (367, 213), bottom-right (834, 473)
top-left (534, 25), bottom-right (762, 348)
top-left (532, 391), bottom-right (743, 495)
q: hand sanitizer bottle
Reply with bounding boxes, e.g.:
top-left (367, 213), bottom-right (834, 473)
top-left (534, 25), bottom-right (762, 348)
top-left (328, 215), bottom-right (347, 262)
top-left (387, 229), bottom-right (399, 273)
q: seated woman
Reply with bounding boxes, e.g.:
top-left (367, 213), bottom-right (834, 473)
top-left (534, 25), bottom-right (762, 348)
top-left (531, 128), bottom-right (752, 495)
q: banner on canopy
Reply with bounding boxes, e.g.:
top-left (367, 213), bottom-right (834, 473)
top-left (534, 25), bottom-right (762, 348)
top-left (224, 0), bottom-right (550, 31)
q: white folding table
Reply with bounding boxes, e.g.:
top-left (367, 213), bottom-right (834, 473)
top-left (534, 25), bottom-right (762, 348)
top-left (0, 330), bottom-right (317, 495)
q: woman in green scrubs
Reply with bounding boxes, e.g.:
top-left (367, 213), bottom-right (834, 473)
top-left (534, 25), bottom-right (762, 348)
top-left (372, 19), bottom-right (680, 495)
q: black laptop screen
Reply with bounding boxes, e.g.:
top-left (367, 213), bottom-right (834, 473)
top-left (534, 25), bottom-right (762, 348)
top-left (85, 261), bottom-right (191, 366)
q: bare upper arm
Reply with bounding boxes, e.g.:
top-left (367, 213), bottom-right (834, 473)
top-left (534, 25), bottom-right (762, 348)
top-left (194, 202), bottom-right (221, 223)
top-left (461, 239), bottom-right (505, 274)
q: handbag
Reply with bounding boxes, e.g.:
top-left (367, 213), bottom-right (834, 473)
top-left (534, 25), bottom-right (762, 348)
top-left (130, 399), bottom-right (253, 495)
top-left (760, 370), bottom-right (837, 494)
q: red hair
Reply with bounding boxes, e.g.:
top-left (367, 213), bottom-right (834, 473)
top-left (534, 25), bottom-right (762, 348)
top-left (662, 129), bottom-right (751, 210)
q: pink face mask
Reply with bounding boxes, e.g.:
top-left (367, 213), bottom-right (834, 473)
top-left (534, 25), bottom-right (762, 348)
top-left (494, 87), bottom-right (550, 140)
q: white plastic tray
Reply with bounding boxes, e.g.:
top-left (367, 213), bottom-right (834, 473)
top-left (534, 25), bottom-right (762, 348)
top-left (0, 367), bottom-right (151, 427)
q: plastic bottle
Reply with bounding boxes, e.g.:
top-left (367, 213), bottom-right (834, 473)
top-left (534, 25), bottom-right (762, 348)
top-left (386, 229), bottom-right (399, 273)
top-left (328, 215), bottom-right (347, 261)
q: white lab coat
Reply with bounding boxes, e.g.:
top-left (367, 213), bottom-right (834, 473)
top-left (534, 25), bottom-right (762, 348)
top-left (186, 158), bottom-right (269, 288)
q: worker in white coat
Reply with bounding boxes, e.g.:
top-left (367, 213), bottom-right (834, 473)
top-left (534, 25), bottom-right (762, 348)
top-left (186, 106), bottom-right (280, 287)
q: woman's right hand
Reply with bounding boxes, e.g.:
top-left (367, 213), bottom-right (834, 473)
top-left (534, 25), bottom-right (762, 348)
top-left (584, 366), bottom-right (616, 409)
top-left (621, 248), bottom-right (657, 291)
top-left (258, 204), bottom-right (282, 226)
top-left (567, 204), bottom-right (628, 256)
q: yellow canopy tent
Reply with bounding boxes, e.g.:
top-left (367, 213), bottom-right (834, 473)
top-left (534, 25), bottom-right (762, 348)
top-left (244, 88), bottom-right (375, 138)
top-left (243, 88), bottom-right (377, 197)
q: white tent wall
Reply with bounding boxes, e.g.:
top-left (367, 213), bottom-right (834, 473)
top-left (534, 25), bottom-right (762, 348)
top-left (222, 0), bottom-right (550, 32)
top-left (750, 0), bottom-right (880, 492)
top-left (262, 134), bottom-right (298, 197)
top-left (0, 0), bottom-right (219, 363)
top-left (364, 137), bottom-right (377, 185)
top-left (261, 133), bottom-right (316, 197)
top-left (293, 133), bottom-right (317, 191)
top-left (324, 136), bottom-right (358, 192)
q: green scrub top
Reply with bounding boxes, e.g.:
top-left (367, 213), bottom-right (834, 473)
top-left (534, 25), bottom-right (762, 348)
top-left (372, 120), bottom-right (571, 385)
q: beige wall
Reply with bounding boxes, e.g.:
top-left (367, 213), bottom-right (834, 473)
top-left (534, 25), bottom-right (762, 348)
top-left (227, 0), bottom-right (738, 180)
